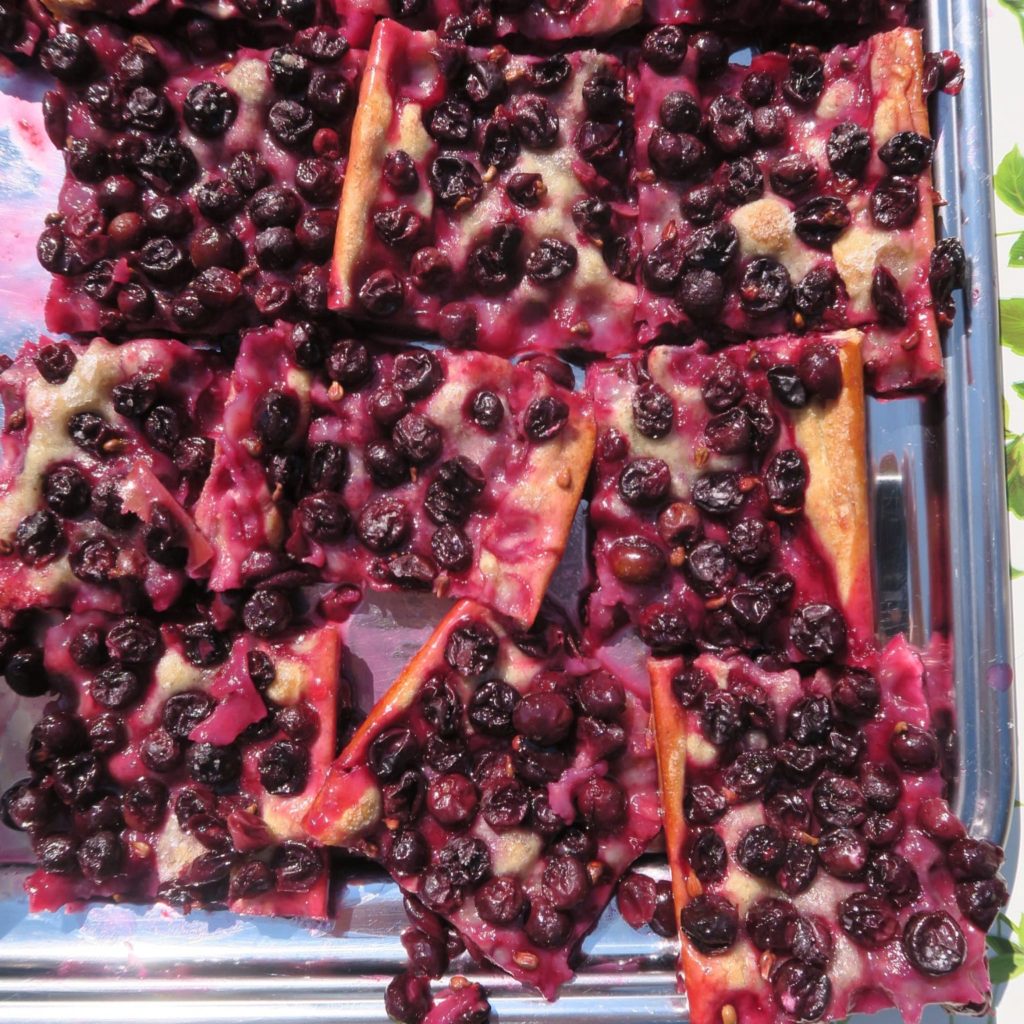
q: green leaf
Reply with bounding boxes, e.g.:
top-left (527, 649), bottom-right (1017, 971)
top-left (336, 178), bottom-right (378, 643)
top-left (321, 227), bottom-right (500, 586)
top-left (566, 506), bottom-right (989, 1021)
top-left (1012, 567), bottom-right (1024, 580)
top-left (987, 934), bottom-right (1018, 957)
top-left (1001, 298), bottom-right (1024, 354)
top-left (1012, 381), bottom-right (1024, 400)
top-left (999, 0), bottom-right (1024, 43)
top-left (1011, 234), bottom-right (1024, 267)
top-left (996, 147), bottom-right (1024, 215)
top-left (1006, 433), bottom-right (1024, 516)
top-left (987, 953), bottom-right (1024, 985)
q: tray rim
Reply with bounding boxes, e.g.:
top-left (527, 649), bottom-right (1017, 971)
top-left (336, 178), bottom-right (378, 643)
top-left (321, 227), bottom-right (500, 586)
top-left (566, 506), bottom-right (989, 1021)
top-left (0, 1), bottom-right (1018, 1019)
top-left (926, 0), bottom-right (1018, 850)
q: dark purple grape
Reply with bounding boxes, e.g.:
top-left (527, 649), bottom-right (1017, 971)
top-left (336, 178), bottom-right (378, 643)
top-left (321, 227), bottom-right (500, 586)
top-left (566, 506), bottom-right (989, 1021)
top-left (889, 723), bottom-right (939, 773)
top-left (680, 894), bottom-right (738, 954)
top-left (902, 912), bottom-right (966, 976)
top-left (736, 824), bottom-right (787, 878)
top-left (871, 176), bottom-right (920, 229)
top-left (772, 961), bottom-right (831, 1021)
top-left (956, 877), bottom-right (1008, 931)
top-left (838, 892), bottom-right (899, 949)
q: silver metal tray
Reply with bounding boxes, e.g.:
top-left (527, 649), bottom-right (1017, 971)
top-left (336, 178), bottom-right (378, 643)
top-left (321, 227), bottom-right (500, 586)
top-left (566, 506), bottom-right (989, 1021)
top-left (0, 0), bottom-right (1015, 1017)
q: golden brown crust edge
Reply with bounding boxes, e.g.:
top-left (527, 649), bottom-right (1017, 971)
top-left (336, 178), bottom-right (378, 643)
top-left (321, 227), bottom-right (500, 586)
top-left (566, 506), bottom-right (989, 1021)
top-left (304, 599), bottom-right (489, 846)
top-left (649, 657), bottom-right (688, 940)
top-left (869, 27), bottom-right (938, 277)
top-left (649, 657), bottom-right (765, 1024)
top-left (501, 402), bottom-right (596, 627)
top-left (794, 331), bottom-right (875, 640)
top-left (870, 27), bottom-right (931, 143)
top-left (330, 20), bottom-right (424, 310)
top-left (867, 28), bottom-right (943, 395)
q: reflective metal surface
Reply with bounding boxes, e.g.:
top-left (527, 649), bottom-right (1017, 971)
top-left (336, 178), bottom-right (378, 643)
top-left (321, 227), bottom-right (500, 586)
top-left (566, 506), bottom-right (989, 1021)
top-left (0, 0), bottom-right (1016, 1017)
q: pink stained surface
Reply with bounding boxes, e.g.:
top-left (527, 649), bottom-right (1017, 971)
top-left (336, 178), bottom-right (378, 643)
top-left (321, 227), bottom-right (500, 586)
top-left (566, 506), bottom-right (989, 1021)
top-left (0, 73), bottom-right (63, 355)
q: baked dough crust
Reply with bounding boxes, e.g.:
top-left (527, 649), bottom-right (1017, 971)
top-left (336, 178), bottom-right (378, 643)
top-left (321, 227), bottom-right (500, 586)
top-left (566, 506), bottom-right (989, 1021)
top-left (330, 20), bottom-right (429, 311)
top-left (866, 28), bottom-right (943, 393)
top-left (870, 27), bottom-right (930, 146)
top-left (791, 330), bottom-right (875, 641)
top-left (648, 654), bottom-right (746, 1024)
top-left (304, 599), bottom-right (487, 847)
top-left (648, 653), bottom-right (688, 986)
top-left (453, 377), bottom-right (595, 627)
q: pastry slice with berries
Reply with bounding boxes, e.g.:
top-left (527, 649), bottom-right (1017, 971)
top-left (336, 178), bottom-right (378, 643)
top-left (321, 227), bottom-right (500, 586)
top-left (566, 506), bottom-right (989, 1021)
top-left (330, 18), bottom-right (638, 355)
top-left (36, 24), bottom-right (363, 337)
top-left (634, 26), bottom-right (957, 394)
top-left (0, 336), bottom-right (225, 614)
top-left (586, 331), bottom-right (873, 664)
top-left (195, 321), bottom-right (595, 626)
top-left (304, 600), bottom-right (661, 998)
top-left (648, 637), bottom-right (1007, 1024)
top-left (4, 610), bottom-right (341, 919)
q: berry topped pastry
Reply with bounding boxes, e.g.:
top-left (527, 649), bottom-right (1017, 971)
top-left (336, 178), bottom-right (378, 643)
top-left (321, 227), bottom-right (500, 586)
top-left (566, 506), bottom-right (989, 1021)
top-left (195, 321), bottom-right (595, 625)
top-left (586, 331), bottom-right (874, 662)
top-left (0, 336), bottom-right (225, 614)
top-left (635, 26), bottom-right (952, 393)
top-left (649, 637), bottom-right (1007, 1024)
top-left (37, 24), bottom-right (363, 337)
top-left (304, 600), bottom-right (661, 997)
top-left (4, 611), bottom-right (341, 918)
top-left (330, 19), bottom-right (638, 355)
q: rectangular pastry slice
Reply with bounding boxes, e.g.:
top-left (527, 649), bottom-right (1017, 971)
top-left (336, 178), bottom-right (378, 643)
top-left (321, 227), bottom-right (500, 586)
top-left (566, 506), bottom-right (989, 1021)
top-left (648, 637), bottom-right (1007, 1024)
top-left (37, 24), bottom-right (363, 337)
top-left (635, 27), bottom-right (946, 394)
top-left (304, 599), bottom-right (661, 998)
top-left (0, 337), bottom-right (225, 613)
top-left (330, 18), bottom-right (638, 355)
top-left (586, 331), bottom-right (874, 662)
top-left (15, 612), bottom-right (340, 919)
top-left (195, 321), bottom-right (595, 626)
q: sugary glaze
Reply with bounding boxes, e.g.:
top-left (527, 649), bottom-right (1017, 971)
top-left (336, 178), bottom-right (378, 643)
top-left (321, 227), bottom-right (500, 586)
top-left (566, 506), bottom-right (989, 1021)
top-left (195, 321), bottom-right (595, 625)
top-left (586, 332), bottom-right (874, 663)
top-left (0, 336), bottom-right (225, 614)
top-left (649, 637), bottom-right (1006, 1024)
top-left (304, 600), bottom-right (662, 998)
top-left (37, 23), bottom-right (363, 336)
top-left (7, 613), bottom-right (340, 918)
top-left (331, 19), bottom-right (638, 354)
top-left (635, 27), bottom-right (944, 393)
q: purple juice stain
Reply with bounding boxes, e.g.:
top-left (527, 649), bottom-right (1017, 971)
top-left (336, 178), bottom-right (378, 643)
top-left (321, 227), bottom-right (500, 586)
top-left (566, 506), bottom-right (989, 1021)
top-left (986, 662), bottom-right (1013, 692)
